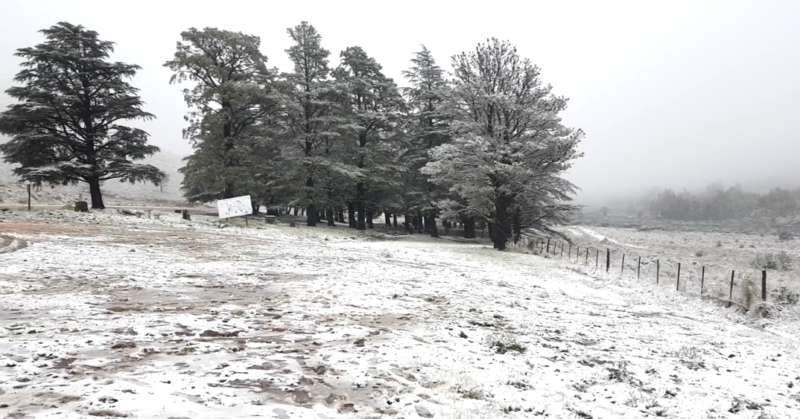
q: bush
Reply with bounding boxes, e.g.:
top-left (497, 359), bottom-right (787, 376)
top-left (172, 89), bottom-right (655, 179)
top-left (750, 252), bottom-right (792, 271)
top-left (772, 286), bottom-right (800, 306)
top-left (778, 231), bottom-right (794, 241)
top-left (489, 334), bottom-right (526, 354)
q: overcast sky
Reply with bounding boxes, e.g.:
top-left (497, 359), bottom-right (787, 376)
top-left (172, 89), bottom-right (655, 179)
top-left (1, 0), bottom-right (798, 205)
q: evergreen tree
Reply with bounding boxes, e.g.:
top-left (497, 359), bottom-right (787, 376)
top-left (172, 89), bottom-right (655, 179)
top-left (0, 22), bottom-right (164, 209)
top-left (282, 22), bottom-right (340, 226)
top-left (402, 46), bottom-right (450, 236)
top-left (165, 27), bottom-right (281, 205)
top-left (333, 47), bottom-right (404, 230)
top-left (423, 39), bottom-right (583, 250)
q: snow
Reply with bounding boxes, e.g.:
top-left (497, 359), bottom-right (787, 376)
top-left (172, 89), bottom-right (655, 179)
top-left (1, 210), bottom-right (799, 418)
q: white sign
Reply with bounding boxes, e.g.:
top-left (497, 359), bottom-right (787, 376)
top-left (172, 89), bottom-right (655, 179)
top-left (216, 195), bottom-right (253, 219)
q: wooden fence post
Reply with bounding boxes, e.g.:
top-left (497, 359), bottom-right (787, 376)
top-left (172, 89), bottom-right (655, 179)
top-left (700, 266), bottom-right (705, 295)
top-left (676, 262), bottom-right (681, 291)
top-left (27, 184), bottom-right (31, 211)
top-left (761, 270), bottom-right (767, 302)
top-left (560, 241), bottom-right (565, 258)
top-left (595, 248), bottom-right (599, 269)
top-left (728, 270), bottom-right (735, 308)
top-left (656, 259), bottom-right (660, 285)
top-left (605, 248), bottom-right (610, 273)
top-left (621, 253), bottom-right (625, 275)
top-left (585, 247), bottom-right (589, 265)
top-left (546, 238), bottom-right (551, 254)
top-left (636, 256), bottom-right (641, 280)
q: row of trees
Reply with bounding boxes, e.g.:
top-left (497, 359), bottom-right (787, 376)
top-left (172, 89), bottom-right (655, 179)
top-left (649, 185), bottom-right (800, 221)
top-left (0, 22), bottom-right (583, 250)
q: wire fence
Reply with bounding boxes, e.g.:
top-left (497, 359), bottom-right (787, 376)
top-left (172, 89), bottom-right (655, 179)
top-left (526, 237), bottom-right (782, 310)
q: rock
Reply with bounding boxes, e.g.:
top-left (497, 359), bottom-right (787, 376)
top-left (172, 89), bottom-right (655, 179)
top-left (199, 329), bottom-right (240, 338)
top-left (458, 331), bottom-right (468, 339)
top-left (291, 389), bottom-right (311, 404)
top-left (337, 403), bottom-right (356, 414)
top-left (354, 338), bottom-right (366, 347)
top-left (74, 201), bottom-right (89, 212)
top-left (415, 404), bottom-right (434, 418)
top-left (110, 341), bottom-right (136, 350)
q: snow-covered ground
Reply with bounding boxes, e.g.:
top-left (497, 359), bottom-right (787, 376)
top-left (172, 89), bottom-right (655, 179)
top-left (563, 226), bottom-right (800, 310)
top-left (1, 211), bottom-right (799, 418)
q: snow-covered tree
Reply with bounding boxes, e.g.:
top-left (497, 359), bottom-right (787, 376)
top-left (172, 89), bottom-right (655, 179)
top-left (401, 46), bottom-right (451, 236)
top-left (423, 39), bottom-right (583, 250)
top-left (282, 21), bottom-right (341, 226)
top-left (333, 47), bottom-right (404, 230)
top-left (165, 27), bottom-right (282, 205)
top-left (0, 22), bottom-right (164, 209)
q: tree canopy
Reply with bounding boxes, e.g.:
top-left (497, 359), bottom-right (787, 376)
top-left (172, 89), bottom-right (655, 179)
top-left (0, 22), bottom-right (164, 208)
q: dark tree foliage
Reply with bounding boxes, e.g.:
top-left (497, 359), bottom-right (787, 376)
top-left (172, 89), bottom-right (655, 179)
top-left (282, 22), bottom-right (341, 226)
top-left (401, 46), bottom-right (451, 237)
top-left (165, 27), bottom-right (282, 204)
top-left (333, 46), bottom-right (404, 230)
top-left (0, 22), bottom-right (164, 209)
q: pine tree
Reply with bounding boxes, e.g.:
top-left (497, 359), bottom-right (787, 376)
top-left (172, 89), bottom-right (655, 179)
top-left (333, 47), bottom-right (404, 230)
top-left (402, 46), bottom-right (450, 237)
top-left (282, 22), bottom-right (340, 226)
top-left (0, 22), bottom-right (164, 209)
top-left (423, 39), bottom-right (583, 250)
top-left (165, 27), bottom-right (281, 204)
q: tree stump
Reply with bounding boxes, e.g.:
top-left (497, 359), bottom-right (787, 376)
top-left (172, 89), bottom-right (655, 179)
top-left (181, 210), bottom-right (191, 221)
top-left (74, 201), bottom-right (89, 212)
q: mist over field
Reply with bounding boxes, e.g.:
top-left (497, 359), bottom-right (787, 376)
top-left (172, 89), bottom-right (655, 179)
top-left (2, 2), bottom-right (800, 418)
top-left (2, 0), bottom-right (799, 208)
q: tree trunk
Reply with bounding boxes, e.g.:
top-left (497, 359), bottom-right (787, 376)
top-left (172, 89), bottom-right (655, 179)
top-left (415, 210), bottom-right (423, 233)
top-left (512, 208), bottom-right (521, 244)
top-left (347, 202), bottom-right (356, 228)
top-left (327, 208), bottom-right (335, 226)
top-left (366, 209), bottom-right (374, 229)
top-left (427, 214), bottom-right (439, 238)
top-left (305, 175), bottom-right (316, 226)
top-left (463, 217), bottom-right (476, 239)
top-left (492, 196), bottom-right (512, 250)
top-left (355, 181), bottom-right (366, 230)
top-left (392, 213), bottom-right (398, 229)
top-left (384, 211), bottom-right (391, 226)
top-left (337, 209), bottom-right (345, 223)
top-left (88, 178), bottom-right (105, 209)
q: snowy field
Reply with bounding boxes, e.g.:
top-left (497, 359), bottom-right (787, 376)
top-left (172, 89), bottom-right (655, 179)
top-left (562, 226), bottom-right (800, 311)
top-left (1, 211), bottom-right (800, 418)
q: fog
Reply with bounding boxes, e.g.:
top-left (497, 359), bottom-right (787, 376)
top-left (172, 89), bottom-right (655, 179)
top-left (1, 0), bottom-right (798, 206)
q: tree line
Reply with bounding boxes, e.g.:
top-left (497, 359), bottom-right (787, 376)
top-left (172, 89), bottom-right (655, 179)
top-left (0, 21), bottom-right (583, 250)
top-left (649, 185), bottom-right (800, 221)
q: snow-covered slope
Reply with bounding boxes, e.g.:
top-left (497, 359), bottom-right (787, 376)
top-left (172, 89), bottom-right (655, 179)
top-left (0, 210), bottom-right (798, 418)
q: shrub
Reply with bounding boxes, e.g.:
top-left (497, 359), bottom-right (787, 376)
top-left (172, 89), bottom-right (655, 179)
top-left (489, 334), bottom-right (526, 354)
top-left (772, 286), bottom-right (800, 306)
top-left (750, 252), bottom-right (792, 271)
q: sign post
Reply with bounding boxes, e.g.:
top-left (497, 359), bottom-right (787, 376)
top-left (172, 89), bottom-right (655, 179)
top-left (216, 195), bottom-right (253, 225)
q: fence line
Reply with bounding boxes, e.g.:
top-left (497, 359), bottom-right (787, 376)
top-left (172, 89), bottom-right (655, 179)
top-left (527, 237), bottom-right (772, 309)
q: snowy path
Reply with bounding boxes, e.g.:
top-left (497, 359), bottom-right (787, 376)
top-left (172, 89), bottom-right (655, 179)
top-left (1, 211), bottom-right (799, 418)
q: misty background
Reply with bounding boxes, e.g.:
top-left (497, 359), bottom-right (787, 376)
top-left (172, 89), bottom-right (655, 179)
top-left (1, 0), bottom-right (798, 207)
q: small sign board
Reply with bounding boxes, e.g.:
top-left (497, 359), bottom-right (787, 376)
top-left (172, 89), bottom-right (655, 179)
top-left (216, 195), bottom-right (253, 219)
